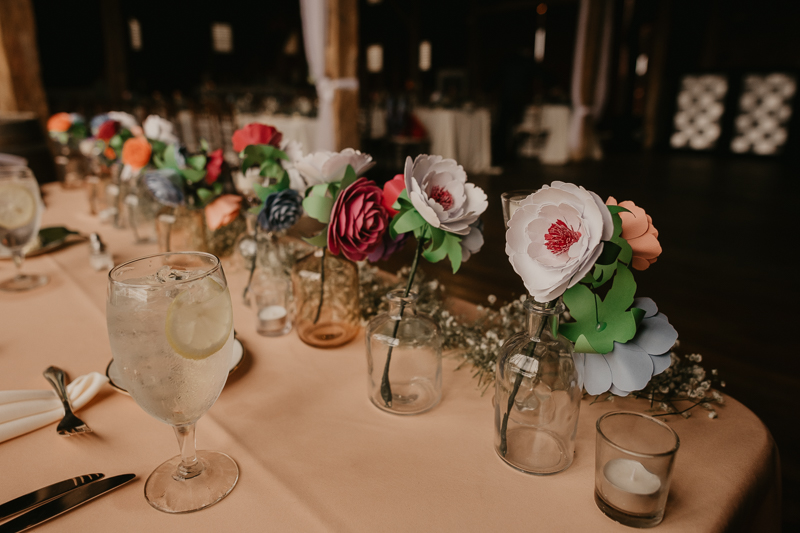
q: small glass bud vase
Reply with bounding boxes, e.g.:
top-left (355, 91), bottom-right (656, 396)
top-left (157, 206), bottom-right (208, 253)
top-left (494, 298), bottom-right (581, 475)
top-left (54, 144), bottom-right (86, 189)
top-left (291, 249), bottom-right (360, 348)
top-left (366, 290), bottom-right (442, 415)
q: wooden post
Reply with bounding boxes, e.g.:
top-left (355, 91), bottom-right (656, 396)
top-left (0, 0), bottom-right (49, 122)
top-left (326, 0), bottom-right (360, 150)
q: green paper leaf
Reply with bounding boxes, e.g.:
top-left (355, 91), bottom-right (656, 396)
top-left (340, 165), bottom-right (357, 190)
top-left (393, 188), bottom-right (412, 211)
top-left (196, 188), bottom-right (214, 205)
top-left (186, 154), bottom-right (206, 171)
top-left (428, 227), bottom-right (447, 252)
top-left (200, 139), bottom-right (210, 153)
top-left (446, 234), bottom-right (463, 273)
top-left (303, 195), bottom-right (334, 224)
top-left (212, 182), bottom-right (223, 195)
top-left (611, 234), bottom-right (633, 265)
top-left (253, 183), bottom-right (271, 202)
top-left (595, 241), bottom-right (621, 266)
top-left (163, 144), bottom-right (178, 169)
top-left (607, 205), bottom-right (631, 215)
top-left (109, 134), bottom-right (123, 152)
top-left (391, 208), bottom-right (426, 235)
top-left (303, 231), bottom-right (328, 248)
top-left (591, 261), bottom-right (617, 288)
top-left (180, 168), bottom-right (206, 183)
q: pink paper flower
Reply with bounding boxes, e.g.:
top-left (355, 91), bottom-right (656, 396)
top-left (328, 177), bottom-right (390, 262)
top-left (205, 194), bottom-right (242, 231)
top-left (606, 197), bottom-right (662, 270)
top-left (205, 149), bottom-right (224, 184)
top-left (382, 174), bottom-right (405, 215)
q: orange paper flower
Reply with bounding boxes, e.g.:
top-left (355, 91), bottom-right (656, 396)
top-left (104, 145), bottom-right (117, 160)
top-left (205, 194), bottom-right (242, 231)
top-left (47, 113), bottom-right (72, 133)
top-left (607, 197), bottom-right (662, 270)
top-left (121, 136), bottom-right (152, 170)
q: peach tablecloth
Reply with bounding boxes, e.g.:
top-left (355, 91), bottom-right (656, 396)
top-left (0, 185), bottom-right (781, 532)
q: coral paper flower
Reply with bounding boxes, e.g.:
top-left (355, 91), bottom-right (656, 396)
top-left (205, 149), bottom-right (224, 184)
top-left (121, 136), bottom-right (152, 170)
top-left (295, 148), bottom-right (375, 188)
top-left (328, 177), bottom-right (390, 262)
top-left (205, 194), bottom-right (242, 231)
top-left (506, 181), bottom-right (613, 303)
top-left (382, 174), bottom-right (406, 215)
top-left (232, 123), bottom-right (282, 153)
top-left (404, 154), bottom-right (488, 236)
top-left (606, 197), bottom-right (661, 271)
top-left (47, 113), bottom-right (72, 133)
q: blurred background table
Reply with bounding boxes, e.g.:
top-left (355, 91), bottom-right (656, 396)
top-left (414, 107), bottom-right (492, 173)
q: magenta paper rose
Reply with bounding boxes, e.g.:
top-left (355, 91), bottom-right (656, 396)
top-left (404, 154), bottom-right (488, 235)
top-left (506, 181), bottom-right (613, 303)
top-left (328, 177), bottom-right (390, 262)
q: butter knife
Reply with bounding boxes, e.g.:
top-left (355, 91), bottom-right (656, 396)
top-left (0, 474), bottom-right (104, 520)
top-left (0, 474), bottom-right (135, 533)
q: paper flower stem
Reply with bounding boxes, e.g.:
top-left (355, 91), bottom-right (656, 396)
top-left (499, 368), bottom-right (525, 457)
top-left (380, 231), bottom-right (426, 407)
top-left (313, 247), bottom-right (326, 325)
top-left (242, 224), bottom-right (260, 302)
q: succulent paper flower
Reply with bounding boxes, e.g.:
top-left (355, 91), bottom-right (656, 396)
top-left (257, 189), bottom-right (303, 232)
top-left (205, 194), bottom-right (242, 231)
top-left (460, 220), bottom-right (484, 262)
top-left (47, 113), bottom-right (72, 133)
top-left (205, 149), bottom-right (224, 185)
top-left (121, 136), bottom-right (152, 170)
top-left (506, 181), bottom-right (613, 303)
top-left (143, 115), bottom-right (179, 144)
top-left (606, 197), bottom-right (661, 271)
top-left (295, 148), bottom-right (375, 188)
top-left (232, 123), bottom-right (282, 153)
top-left (327, 177), bottom-right (389, 262)
top-left (574, 298), bottom-right (677, 396)
top-left (403, 154), bottom-right (488, 236)
top-left (145, 169), bottom-right (184, 207)
top-left (382, 174), bottom-right (405, 215)
top-left (96, 120), bottom-right (120, 142)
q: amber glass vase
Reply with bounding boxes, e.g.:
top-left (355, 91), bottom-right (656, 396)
top-left (291, 249), bottom-right (360, 348)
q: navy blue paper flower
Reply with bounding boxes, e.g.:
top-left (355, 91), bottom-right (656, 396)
top-left (145, 169), bottom-right (185, 207)
top-left (257, 189), bottom-right (303, 232)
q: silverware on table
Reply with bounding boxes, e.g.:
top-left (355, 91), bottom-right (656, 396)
top-left (0, 474), bottom-right (104, 520)
top-left (0, 474), bottom-right (135, 533)
top-left (42, 367), bottom-right (92, 436)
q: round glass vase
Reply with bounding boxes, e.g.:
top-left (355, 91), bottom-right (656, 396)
top-left (291, 249), bottom-right (360, 348)
top-left (126, 167), bottom-right (164, 244)
top-left (494, 298), bottom-right (581, 475)
top-left (366, 290), bottom-right (442, 415)
top-left (54, 143), bottom-right (87, 189)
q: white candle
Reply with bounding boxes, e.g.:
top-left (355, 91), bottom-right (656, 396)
top-left (257, 305), bottom-right (288, 335)
top-left (259, 305), bottom-right (287, 321)
top-left (600, 458), bottom-right (662, 515)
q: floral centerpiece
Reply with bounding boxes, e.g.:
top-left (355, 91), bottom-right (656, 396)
top-left (47, 113), bottom-right (89, 148)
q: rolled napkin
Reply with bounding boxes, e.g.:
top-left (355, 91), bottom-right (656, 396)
top-left (0, 372), bottom-right (108, 444)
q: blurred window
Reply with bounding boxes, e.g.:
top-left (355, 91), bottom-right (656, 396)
top-left (367, 44), bottom-right (383, 73)
top-left (212, 23), bottom-right (233, 53)
top-left (128, 18), bottom-right (142, 51)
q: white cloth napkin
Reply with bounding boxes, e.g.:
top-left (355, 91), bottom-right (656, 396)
top-left (0, 372), bottom-right (108, 443)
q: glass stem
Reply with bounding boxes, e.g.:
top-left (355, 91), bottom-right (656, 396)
top-left (173, 423), bottom-right (204, 480)
top-left (380, 232), bottom-right (425, 407)
top-left (12, 249), bottom-right (24, 278)
top-left (243, 224), bottom-right (260, 302)
top-left (313, 247), bottom-right (326, 325)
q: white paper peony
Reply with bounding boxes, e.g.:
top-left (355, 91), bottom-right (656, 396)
top-left (294, 148), bottom-right (375, 188)
top-left (460, 221), bottom-right (484, 262)
top-left (280, 139), bottom-right (307, 193)
top-left (143, 115), bottom-right (179, 144)
top-left (506, 181), bottom-right (613, 303)
top-left (403, 154), bottom-right (488, 235)
top-left (107, 111), bottom-right (140, 132)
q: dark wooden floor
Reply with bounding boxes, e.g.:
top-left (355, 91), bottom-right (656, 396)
top-left (381, 152), bottom-right (800, 529)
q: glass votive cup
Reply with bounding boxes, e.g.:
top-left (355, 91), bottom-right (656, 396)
top-left (500, 190), bottom-right (534, 228)
top-left (250, 275), bottom-right (292, 337)
top-left (595, 411), bottom-right (680, 528)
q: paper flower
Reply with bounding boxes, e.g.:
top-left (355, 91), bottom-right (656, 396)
top-left (295, 148), bottom-right (375, 188)
top-left (574, 298), bottom-right (677, 396)
top-left (233, 167), bottom-right (262, 197)
top-left (506, 182), bottom-right (613, 303)
top-left (383, 174), bottom-right (405, 215)
top-left (327, 177), bottom-right (390, 261)
top-left (606, 197), bottom-right (661, 271)
top-left (143, 115), bottom-right (178, 144)
top-left (96, 120), bottom-right (120, 141)
top-left (121, 137), bottom-right (152, 170)
top-left (280, 139), bottom-right (306, 193)
top-left (107, 111), bottom-right (139, 133)
top-left (205, 149), bottom-right (224, 184)
top-left (90, 114), bottom-right (109, 135)
top-left (145, 169), bottom-right (184, 206)
top-left (404, 154), bottom-right (488, 236)
top-left (232, 123), bottom-right (282, 153)
top-left (367, 232), bottom-right (409, 262)
top-left (205, 194), bottom-right (242, 231)
top-left (257, 189), bottom-right (303, 232)
top-left (47, 113), bottom-right (72, 133)
top-left (460, 220), bottom-right (484, 262)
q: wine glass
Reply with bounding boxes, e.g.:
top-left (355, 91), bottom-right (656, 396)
top-left (0, 166), bottom-right (49, 291)
top-left (107, 252), bottom-right (238, 513)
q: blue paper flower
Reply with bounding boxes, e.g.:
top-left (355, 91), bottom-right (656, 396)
top-left (144, 169), bottom-right (185, 207)
top-left (574, 297), bottom-right (678, 396)
top-left (257, 189), bottom-right (303, 232)
top-left (90, 114), bottom-right (109, 135)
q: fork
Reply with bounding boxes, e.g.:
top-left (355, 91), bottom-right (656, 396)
top-left (43, 366), bottom-right (92, 436)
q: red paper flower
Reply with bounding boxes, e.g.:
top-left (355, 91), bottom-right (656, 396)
top-left (231, 123), bottom-right (282, 153)
top-left (96, 120), bottom-right (120, 141)
top-left (382, 174), bottom-right (406, 216)
top-left (47, 113), bottom-right (72, 133)
top-left (328, 178), bottom-right (390, 262)
top-left (205, 149), bottom-right (224, 184)
top-left (121, 136), bottom-right (152, 170)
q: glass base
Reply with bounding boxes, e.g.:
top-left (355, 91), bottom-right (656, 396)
top-left (370, 378), bottom-right (441, 415)
top-left (297, 321), bottom-right (358, 348)
top-left (145, 451), bottom-right (239, 513)
top-left (595, 491), bottom-right (664, 528)
top-left (495, 427), bottom-right (573, 475)
top-left (0, 273), bottom-right (49, 292)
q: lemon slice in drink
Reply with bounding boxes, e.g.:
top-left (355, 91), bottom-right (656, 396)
top-left (165, 277), bottom-right (233, 360)
top-left (0, 184), bottom-right (36, 229)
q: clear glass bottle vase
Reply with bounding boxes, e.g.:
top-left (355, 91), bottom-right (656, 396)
top-left (494, 298), bottom-right (581, 474)
top-left (291, 249), bottom-right (360, 348)
top-left (366, 290), bottom-right (442, 415)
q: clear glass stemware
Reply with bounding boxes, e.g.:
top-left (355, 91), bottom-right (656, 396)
top-left (106, 252), bottom-right (238, 513)
top-left (0, 166), bottom-right (49, 292)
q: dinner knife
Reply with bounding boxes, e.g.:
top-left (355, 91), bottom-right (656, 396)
top-left (0, 474), bottom-right (104, 521)
top-left (0, 474), bottom-right (135, 533)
